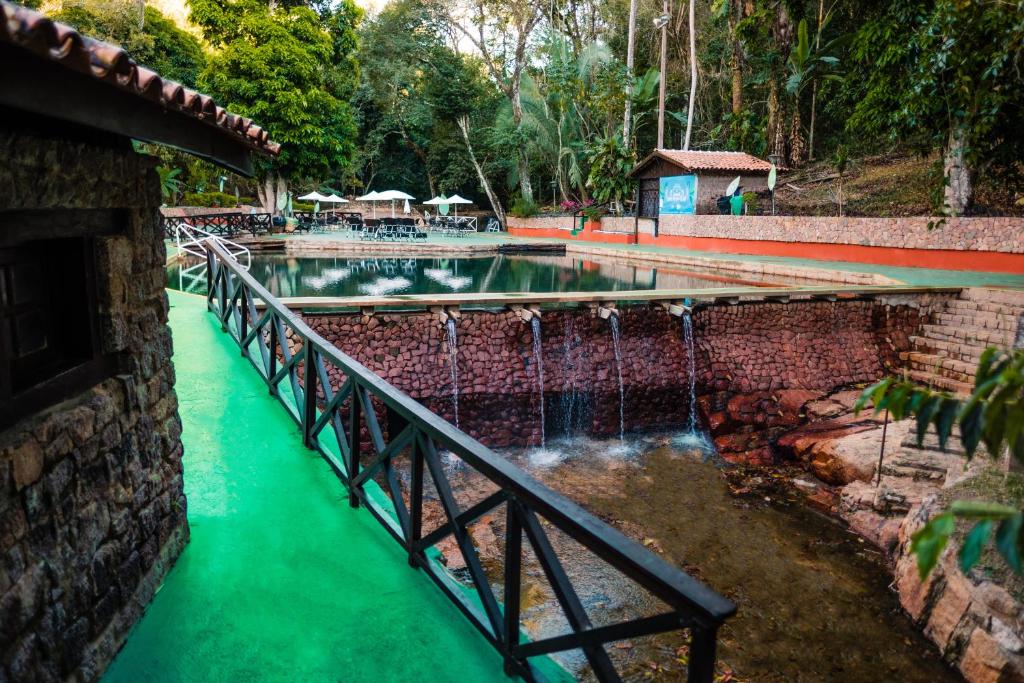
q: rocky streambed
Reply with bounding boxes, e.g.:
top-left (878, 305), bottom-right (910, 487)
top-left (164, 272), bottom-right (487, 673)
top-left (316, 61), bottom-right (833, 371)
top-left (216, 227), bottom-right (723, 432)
top-left (430, 433), bottom-right (959, 681)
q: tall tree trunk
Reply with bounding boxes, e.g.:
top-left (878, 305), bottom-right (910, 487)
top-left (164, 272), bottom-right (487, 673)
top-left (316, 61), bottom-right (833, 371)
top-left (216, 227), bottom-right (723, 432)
top-left (944, 125), bottom-right (972, 216)
top-left (683, 0), bottom-right (697, 150)
top-left (457, 115), bottom-right (506, 225)
top-left (788, 107), bottom-right (805, 167)
top-left (729, 0), bottom-right (743, 116)
top-left (510, 77), bottom-right (533, 203)
top-left (623, 0), bottom-right (638, 147)
top-left (767, 79), bottom-right (784, 161)
top-left (257, 174), bottom-right (288, 216)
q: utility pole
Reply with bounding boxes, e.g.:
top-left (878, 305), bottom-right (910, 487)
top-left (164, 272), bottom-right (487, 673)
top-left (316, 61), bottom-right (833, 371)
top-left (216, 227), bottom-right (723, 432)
top-left (655, 3), bottom-right (670, 149)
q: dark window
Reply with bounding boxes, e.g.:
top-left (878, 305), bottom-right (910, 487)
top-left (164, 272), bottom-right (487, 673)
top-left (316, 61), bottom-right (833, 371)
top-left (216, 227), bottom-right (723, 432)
top-left (0, 237), bottom-right (115, 428)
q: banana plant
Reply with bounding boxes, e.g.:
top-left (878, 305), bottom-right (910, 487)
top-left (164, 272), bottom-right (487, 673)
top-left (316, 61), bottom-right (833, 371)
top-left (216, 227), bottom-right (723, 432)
top-left (157, 166), bottom-right (183, 203)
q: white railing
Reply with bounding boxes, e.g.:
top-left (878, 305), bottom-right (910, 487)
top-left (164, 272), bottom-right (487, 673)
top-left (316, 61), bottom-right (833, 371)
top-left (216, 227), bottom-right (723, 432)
top-left (174, 222), bottom-right (251, 294)
top-left (175, 222), bottom-right (251, 270)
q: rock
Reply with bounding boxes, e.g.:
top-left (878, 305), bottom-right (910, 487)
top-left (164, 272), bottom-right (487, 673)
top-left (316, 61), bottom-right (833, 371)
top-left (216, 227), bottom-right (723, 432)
top-left (959, 628), bottom-right (1021, 683)
top-left (11, 439), bottom-right (44, 491)
top-left (924, 567), bottom-right (973, 650)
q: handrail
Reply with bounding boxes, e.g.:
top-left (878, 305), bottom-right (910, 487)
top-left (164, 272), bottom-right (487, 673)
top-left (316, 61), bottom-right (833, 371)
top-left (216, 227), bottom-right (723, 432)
top-left (175, 222), bottom-right (251, 270)
top-left (204, 239), bottom-right (735, 682)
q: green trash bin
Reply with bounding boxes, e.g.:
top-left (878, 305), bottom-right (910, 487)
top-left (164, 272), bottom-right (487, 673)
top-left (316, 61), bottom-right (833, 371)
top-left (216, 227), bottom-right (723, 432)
top-left (729, 194), bottom-right (744, 216)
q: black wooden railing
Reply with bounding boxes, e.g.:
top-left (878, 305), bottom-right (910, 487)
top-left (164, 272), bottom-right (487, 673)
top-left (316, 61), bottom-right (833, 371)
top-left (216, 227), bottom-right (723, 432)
top-left (204, 240), bottom-right (735, 682)
top-left (162, 211), bottom-right (272, 239)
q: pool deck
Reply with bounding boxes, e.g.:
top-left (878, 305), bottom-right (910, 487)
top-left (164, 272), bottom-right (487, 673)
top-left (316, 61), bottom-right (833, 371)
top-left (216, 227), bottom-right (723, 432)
top-left (103, 290), bottom-right (508, 682)
top-left (259, 232), bottom-right (1024, 289)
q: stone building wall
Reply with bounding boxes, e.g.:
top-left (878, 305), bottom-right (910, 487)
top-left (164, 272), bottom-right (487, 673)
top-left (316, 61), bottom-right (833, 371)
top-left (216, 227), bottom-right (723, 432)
top-left (0, 131), bottom-right (186, 680)
top-left (301, 296), bottom-right (941, 449)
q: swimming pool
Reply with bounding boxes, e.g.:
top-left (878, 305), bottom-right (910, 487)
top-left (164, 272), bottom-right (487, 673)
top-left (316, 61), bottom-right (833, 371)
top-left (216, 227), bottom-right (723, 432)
top-left (168, 252), bottom-right (785, 298)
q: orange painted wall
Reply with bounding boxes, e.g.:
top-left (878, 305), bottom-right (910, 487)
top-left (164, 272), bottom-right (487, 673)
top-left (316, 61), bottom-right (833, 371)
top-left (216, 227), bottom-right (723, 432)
top-left (506, 227), bottom-right (1024, 273)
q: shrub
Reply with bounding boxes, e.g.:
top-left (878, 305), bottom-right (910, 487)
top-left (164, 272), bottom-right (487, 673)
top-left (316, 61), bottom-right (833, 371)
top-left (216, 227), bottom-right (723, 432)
top-left (581, 204), bottom-right (607, 222)
top-left (509, 197), bottom-right (540, 218)
top-left (741, 191), bottom-right (759, 215)
top-left (180, 191), bottom-right (253, 207)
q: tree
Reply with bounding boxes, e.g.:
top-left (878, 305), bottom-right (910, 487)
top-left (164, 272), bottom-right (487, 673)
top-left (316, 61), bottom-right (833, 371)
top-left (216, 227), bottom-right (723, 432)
top-left (189, 0), bottom-right (361, 214)
top-left (53, 2), bottom-right (205, 87)
top-left (847, 0), bottom-right (1024, 215)
top-left (856, 348), bottom-right (1024, 579)
top-left (444, 0), bottom-right (543, 203)
top-left (785, 16), bottom-right (842, 166)
top-left (622, 0), bottom-right (639, 148)
top-left (682, 0), bottom-right (697, 150)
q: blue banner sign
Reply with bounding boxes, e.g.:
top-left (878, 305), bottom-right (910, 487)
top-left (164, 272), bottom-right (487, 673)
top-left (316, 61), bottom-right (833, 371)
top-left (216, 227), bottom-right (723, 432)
top-left (659, 174), bottom-right (698, 215)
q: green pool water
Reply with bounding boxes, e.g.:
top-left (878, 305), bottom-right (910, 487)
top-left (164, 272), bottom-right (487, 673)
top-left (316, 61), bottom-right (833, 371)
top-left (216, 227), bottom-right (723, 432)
top-left (167, 253), bottom-right (779, 298)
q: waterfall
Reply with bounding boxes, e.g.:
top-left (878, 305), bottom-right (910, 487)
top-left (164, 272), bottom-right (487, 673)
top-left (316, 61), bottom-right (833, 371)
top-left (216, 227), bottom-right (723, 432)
top-left (445, 318), bottom-right (459, 428)
top-left (681, 310), bottom-right (698, 434)
top-left (608, 314), bottom-right (625, 440)
top-left (530, 316), bottom-right (547, 448)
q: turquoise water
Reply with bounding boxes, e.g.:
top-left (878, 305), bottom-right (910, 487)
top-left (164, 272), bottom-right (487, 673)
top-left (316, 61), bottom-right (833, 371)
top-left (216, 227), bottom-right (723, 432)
top-left (167, 253), bottom-right (779, 298)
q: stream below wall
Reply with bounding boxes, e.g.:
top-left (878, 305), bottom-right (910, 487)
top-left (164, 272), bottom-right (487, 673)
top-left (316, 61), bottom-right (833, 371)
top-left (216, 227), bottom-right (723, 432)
top-left (439, 433), bottom-right (959, 682)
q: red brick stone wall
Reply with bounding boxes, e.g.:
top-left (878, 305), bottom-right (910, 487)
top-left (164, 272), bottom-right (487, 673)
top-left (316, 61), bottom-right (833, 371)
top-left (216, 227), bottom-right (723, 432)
top-left (303, 297), bottom-right (935, 449)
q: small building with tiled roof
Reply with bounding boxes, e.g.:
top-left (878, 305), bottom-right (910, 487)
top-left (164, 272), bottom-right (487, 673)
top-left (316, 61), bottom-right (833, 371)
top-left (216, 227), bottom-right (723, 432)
top-left (629, 149), bottom-right (773, 216)
top-left (0, 3), bottom-right (279, 679)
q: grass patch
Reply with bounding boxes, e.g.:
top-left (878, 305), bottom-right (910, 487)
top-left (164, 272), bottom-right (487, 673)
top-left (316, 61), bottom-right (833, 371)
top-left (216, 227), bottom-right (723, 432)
top-left (941, 465), bottom-right (1024, 601)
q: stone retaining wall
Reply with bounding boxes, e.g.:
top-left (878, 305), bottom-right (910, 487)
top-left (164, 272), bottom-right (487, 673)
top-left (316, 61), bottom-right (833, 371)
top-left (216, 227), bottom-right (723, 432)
top-left (509, 214), bottom-right (1024, 254)
top-left (657, 214), bottom-right (1024, 253)
top-left (1, 132), bottom-right (186, 680)
top-left (301, 296), bottom-right (939, 448)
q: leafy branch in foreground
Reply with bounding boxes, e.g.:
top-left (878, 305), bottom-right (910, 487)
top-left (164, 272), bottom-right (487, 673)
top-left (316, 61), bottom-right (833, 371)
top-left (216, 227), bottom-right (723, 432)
top-left (855, 348), bottom-right (1024, 578)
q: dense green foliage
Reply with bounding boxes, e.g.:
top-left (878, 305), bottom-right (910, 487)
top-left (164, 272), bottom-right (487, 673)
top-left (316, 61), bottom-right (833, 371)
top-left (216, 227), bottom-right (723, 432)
top-left (857, 348), bottom-right (1024, 578)
top-left (41, 0), bottom-right (1024, 215)
top-left (190, 0), bottom-right (361, 211)
top-left (52, 3), bottom-right (205, 87)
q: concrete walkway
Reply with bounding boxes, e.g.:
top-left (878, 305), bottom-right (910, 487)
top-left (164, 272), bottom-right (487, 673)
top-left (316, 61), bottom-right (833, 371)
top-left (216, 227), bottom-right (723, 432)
top-left (103, 290), bottom-right (507, 682)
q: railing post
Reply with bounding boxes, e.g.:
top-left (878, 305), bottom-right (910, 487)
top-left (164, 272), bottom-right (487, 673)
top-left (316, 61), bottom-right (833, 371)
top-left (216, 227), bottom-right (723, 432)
top-left (408, 433), bottom-right (424, 566)
top-left (687, 623), bottom-right (719, 683)
top-left (268, 315), bottom-right (278, 395)
top-left (239, 287), bottom-right (249, 357)
top-left (205, 248), bottom-right (215, 309)
top-left (302, 344), bottom-right (317, 449)
top-left (348, 383), bottom-right (361, 508)
top-left (503, 499), bottom-right (523, 677)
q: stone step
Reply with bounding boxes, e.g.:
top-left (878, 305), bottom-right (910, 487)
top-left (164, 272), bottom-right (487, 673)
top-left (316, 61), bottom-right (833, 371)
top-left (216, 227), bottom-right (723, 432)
top-left (961, 287), bottom-right (1024, 308)
top-left (904, 369), bottom-right (973, 396)
top-left (903, 351), bottom-right (974, 378)
top-left (909, 336), bottom-right (985, 364)
top-left (946, 299), bottom-right (1024, 318)
top-left (917, 324), bottom-right (1013, 348)
top-left (934, 311), bottom-right (1019, 333)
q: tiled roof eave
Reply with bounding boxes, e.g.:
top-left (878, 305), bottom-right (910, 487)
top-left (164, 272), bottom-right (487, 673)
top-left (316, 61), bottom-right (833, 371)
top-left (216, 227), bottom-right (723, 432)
top-left (0, 0), bottom-right (280, 158)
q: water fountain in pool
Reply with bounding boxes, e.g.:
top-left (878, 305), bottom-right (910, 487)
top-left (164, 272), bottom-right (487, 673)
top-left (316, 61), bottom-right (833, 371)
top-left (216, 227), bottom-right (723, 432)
top-left (608, 314), bottom-right (626, 441)
top-left (444, 317), bottom-right (459, 428)
top-left (530, 316), bottom-right (546, 449)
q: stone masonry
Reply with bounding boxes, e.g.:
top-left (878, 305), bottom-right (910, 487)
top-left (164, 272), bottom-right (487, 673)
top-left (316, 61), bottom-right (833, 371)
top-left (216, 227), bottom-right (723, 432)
top-left (300, 297), bottom-right (935, 449)
top-left (0, 131), bottom-right (187, 680)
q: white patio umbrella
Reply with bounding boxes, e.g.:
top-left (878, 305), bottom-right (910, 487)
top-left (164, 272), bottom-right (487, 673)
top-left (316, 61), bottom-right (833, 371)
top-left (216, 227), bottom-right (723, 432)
top-left (446, 194), bottom-right (473, 218)
top-left (376, 190), bottom-right (415, 218)
top-left (298, 191), bottom-right (329, 217)
top-left (356, 190), bottom-right (383, 218)
top-left (403, 198), bottom-right (411, 215)
top-left (324, 193), bottom-right (349, 216)
top-left (424, 195), bottom-right (450, 217)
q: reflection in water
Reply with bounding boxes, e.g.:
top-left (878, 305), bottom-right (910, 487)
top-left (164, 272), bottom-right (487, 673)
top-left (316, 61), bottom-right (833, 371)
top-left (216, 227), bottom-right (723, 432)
top-left (493, 434), bottom-right (959, 682)
top-left (168, 253), bottom-right (781, 298)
